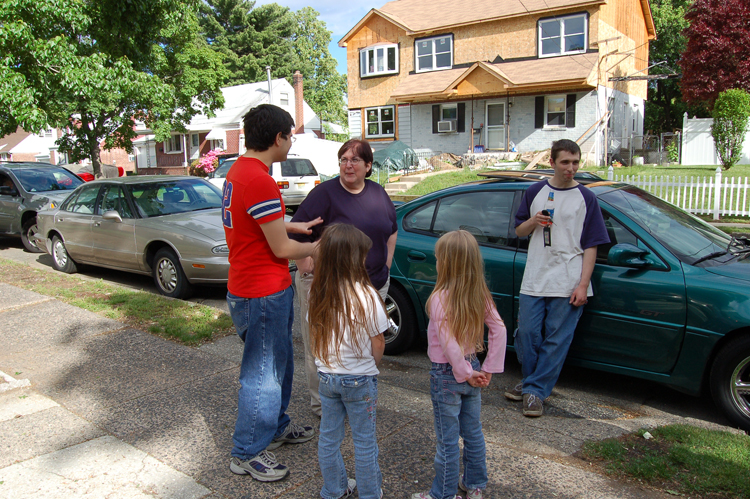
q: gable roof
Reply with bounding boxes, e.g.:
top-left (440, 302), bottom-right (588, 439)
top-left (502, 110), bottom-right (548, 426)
top-left (0, 128), bottom-right (33, 153)
top-left (390, 53), bottom-right (599, 101)
top-left (341, 0), bottom-right (606, 45)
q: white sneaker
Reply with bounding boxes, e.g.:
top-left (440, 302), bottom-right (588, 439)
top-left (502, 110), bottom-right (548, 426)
top-left (459, 474), bottom-right (483, 499)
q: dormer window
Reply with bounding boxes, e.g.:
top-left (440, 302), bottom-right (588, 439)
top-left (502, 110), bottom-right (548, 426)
top-left (415, 35), bottom-right (452, 73)
top-left (538, 13), bottom-right (587, 58)
top-left (360, 44), bottom-right (399, 77)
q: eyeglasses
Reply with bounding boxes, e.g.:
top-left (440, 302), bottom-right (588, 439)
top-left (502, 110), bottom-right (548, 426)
top-left (339, 157), bottom-right (363, 166)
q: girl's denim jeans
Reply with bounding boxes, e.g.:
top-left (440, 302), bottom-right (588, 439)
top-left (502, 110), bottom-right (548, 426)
top-left (429, 357), bottom-right (487, 499)
top-left (317, 372), bottom-right (381, 499)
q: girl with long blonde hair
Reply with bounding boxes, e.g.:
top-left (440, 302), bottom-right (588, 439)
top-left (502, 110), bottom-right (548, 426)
top-left (308, 223), bottom-right (388, 499)
top-left (412, 230), bottom-right (507, 499)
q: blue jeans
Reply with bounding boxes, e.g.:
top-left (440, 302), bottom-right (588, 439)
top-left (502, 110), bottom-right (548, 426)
top-left (317, 372), bottom-right (381, 499)
top-left (429, 358), bottom-right (487, 499)
top-left (227, 286), bottom-right (295, 460)
top-left (517, 294), bottom-right (584, 400)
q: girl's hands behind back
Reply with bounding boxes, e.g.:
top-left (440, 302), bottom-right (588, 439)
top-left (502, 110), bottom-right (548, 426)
top-left (467, 370), bottom-right (489, 388)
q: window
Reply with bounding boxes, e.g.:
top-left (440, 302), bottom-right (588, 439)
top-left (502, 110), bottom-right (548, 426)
top-left (191, 134), bottom-right (199, 147)
top-left (535, 94), bottom-right (576, 129)
top-left (360, 44), bottom-right (399, 77)
top-left (164, 134), bottom-right (183, 153)
top-left (67, 185), bottom-right (100, 214)
top-left (280, 92), bottom-right (289, 105)
top-left (365, 106), bottom-right (395, 138)
top-left (415, 35), bottom-right (452, 73)
top-left (538, 14), bottom-right (587, 58)
top-left (441, 104), bottom-right (457, 121)
top-left (404, 191), bottom-right (515, 245)
top-left (597, 212), bottom-right (638, 262)
top-left (100, 185), bottom-right (133, 219)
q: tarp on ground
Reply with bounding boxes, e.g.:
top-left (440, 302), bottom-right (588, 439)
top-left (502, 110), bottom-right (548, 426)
top-left (372, 140), bottom-right (417, 172)
top-left (288, 134), bottom-right (342, 176)
top-left (63, 163), bottom-right (123, 178)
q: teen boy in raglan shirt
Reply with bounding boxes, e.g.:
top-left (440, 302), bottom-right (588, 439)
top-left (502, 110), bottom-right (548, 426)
top-left (506, 139), bottom-right (609, 417)
top-left (222, 104), bottom-right (322, 482)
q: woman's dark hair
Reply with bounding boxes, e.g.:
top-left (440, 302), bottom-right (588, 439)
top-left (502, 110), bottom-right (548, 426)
top-left (243, 104), bottom-right (295, 152)
top-left (338, 139), bottom-right (374, 178)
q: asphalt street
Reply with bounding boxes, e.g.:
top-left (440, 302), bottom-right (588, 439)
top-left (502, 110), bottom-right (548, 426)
top-left (0, 234), bottom-right (741, 498)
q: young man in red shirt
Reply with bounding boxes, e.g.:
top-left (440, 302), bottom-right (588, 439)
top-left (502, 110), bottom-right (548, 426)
top-left (222, 104), bottom-right (321, 482)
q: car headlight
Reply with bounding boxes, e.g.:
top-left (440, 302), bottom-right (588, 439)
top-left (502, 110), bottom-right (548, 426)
top-left (211, 244), bottom-right (229, 254)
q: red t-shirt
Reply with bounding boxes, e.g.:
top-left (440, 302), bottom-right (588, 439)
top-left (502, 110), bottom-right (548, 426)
top-left (222, 157), bottom-right (291, 298)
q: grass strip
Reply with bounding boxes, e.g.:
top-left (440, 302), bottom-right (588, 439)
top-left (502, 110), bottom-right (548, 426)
top-left (0, 258), bottom-right (234, 345)
top-left (579, 424), bottom-right (750, 498)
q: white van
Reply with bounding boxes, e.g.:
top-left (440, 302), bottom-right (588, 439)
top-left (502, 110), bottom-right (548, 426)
top-left (208, 154), bottom-right (321, 211)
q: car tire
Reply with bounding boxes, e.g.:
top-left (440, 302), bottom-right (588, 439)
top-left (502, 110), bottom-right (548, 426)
top-left (153, 248), bottom-right (192, 299)
top-left (51, 235), bottom-right (77, 274)
top-left (710, 336), bottom-right (750, 433)
top-left (383, 284), bottom-right (417, 355)
top-left (21, 217), bottom-right (43, 253)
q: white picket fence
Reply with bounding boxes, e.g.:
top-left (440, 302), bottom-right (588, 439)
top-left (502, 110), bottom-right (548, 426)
top-left (607, 166), bottom-right (750, 220)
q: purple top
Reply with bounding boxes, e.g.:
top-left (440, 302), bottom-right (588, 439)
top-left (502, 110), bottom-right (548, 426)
top-left (290, 178), bottom-right (398, 289)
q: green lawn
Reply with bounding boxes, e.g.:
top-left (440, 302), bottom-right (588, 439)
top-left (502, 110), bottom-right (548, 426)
top-left (583, 164), bottom-right (750, 180)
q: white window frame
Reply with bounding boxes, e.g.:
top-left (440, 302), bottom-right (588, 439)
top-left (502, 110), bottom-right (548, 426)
top-left (415, 35), bottom-right (453, 73)
top-left (538, 13), bottom-right (587, 58)
top-left (364, 105), bottom-right (395, 139)
top-left (440, 103), bottom-right (457, 121)
top-left (280, 92), bottom-right (289, 106)
top-left (545, 94), bottom-right (567, 128)
top-left (164, 134), bottom-right (183, 154)
top-left (360, 44), bottom-right (399, 77)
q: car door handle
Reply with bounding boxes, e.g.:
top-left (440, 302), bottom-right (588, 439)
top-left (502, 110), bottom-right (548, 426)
top-left (407, 250), bottom-right (426, 262)
top-left (93, 221), bottom-right (101, 227)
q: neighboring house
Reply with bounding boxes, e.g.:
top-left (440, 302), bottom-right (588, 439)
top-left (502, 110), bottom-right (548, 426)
top-left (0, 127), bottom-right (64, 164)
top-left (134, 73), bottom-right (324, 172)
top-left (339, 0), bottom-right (655, 164)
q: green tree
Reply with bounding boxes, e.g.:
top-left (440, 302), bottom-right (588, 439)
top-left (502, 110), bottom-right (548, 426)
top-left (0, 0), bottom-right (226, 177)
top-left (711, 89), bottom-right (750, 170)
top-left (199, 2), bottom-right (347, 127)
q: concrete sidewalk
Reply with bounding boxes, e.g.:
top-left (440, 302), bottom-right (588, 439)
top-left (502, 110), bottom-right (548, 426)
top-left (0, 281), bottom-right (728, 499)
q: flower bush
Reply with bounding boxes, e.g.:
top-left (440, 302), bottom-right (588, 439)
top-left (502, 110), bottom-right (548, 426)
top-left (189, 148), bottom-right (223, 177)
top-left (611, 160), bottom-right (623, 168)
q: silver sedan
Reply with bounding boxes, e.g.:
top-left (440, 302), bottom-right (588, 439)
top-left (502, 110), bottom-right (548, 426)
top-left (36, 176), bottom-right (229, 298)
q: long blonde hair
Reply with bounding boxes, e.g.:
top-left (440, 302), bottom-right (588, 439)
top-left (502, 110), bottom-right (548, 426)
top-left (309, 224), bottom-right (383, 367)
top-left (426, 230), bottom-right (492, 353)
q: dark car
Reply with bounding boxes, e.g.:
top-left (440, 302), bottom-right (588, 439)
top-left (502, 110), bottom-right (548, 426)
top-left (384, 171), bottom-right (750, 431)
top-left (0, 162), bottom-right (84, 252)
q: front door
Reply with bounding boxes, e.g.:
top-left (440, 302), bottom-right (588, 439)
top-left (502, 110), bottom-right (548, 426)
top-left (92, 185), bottom-right (139, 269)
top-left (485, 102), bottom-right (505, 151)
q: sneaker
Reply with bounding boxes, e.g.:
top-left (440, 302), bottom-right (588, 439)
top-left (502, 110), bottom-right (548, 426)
top-left (266, 421), bottom-right (315, 450)
top-left (504, 382), bottom-right (523, 401)
top-left (523, 393), bottom-right (543, 417)
top-left (411, 494), bottom-right (455, 499)
top-left (339, 478), bottom-right (357, 498)
top-left (459, 474), bottom-right (483, 499)
top-left (229, 450), bottom-right (289, 482)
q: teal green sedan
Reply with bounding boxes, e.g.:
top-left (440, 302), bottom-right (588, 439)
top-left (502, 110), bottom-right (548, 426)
top-left (383, 172), bottom-right (750, 432)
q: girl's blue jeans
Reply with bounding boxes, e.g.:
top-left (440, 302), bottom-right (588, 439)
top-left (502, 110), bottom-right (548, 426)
top-left (429, 358), bottom-right (487, 499)
top-left (317, 372), bottom-right (381, 499)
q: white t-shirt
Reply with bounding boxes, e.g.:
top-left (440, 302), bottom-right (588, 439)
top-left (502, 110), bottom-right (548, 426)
top-left (515, 180), bottom-right (609, 298)
top-left (314, 283), bottom-right (389, 376)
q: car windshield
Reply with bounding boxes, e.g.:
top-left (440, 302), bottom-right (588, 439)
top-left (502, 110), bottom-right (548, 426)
top-left (12, 168), bottom-right (83, 192)
top-left (274, 158), bottom-right (317, 177)
top-left (599, 185), bottom-right (731, 265)
top-left (128, 178), bottom-right (223, 217)
top-left (213, 159), bottom-right (236, 179)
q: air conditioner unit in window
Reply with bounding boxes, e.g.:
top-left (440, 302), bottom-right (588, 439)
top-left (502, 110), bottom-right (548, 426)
top-left (437, 120), bottom-right (456, 133)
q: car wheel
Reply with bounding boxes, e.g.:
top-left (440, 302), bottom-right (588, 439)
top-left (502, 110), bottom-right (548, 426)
top-left (21, 217), bottom-right (43, 253)
top-left (710, 336), bottom-right (750, 432)
top-left (383, 284), bottom-right (417, 355)
top-left (153, 248), bottom-right (192, 299)
top-left (51, 235), bottom-right (77, 274)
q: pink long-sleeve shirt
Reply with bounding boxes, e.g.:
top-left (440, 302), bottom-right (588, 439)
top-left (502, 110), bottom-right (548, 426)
top-left (427, 291), bottom-right (507, 383)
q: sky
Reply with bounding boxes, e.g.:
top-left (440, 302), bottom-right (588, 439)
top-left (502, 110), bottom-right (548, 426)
top-left (255, 0), bottom-right (376, 75)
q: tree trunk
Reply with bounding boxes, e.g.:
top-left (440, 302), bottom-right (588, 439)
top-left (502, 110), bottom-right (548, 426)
top-left (90, 140), bottom-right (102, 179)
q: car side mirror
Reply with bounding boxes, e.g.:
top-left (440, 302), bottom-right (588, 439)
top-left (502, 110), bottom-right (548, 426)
top-left (607, 243), bottom-right (665, 270)
top-left (102, 210), bottom-right (123, 223)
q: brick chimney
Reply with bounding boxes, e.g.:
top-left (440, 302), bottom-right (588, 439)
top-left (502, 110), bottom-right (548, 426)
top-left (293, 71), bottom-right (304, 134)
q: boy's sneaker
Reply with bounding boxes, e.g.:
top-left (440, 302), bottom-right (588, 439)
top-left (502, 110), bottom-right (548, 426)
top-left (266, 421), bottom-right (315, 450)
top-left (459, 474), bottom-right (483, 499)
top-left (229, 450), bottom-right (288, 482)
top-left (504, 382), bottom-right (523, 401)
top-left (523, 393), bottom-right (543, 417)
top-left (338, 478), bottom-right (357, 498)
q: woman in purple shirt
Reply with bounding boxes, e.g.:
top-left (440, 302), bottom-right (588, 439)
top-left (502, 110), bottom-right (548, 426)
top-left (290, 138), bottom-right (398, 417)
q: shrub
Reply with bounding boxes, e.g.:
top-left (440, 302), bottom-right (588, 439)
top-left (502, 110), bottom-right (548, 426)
top-left (711, 89), bottom-right (750, 170)
top-left (188, 148), bottom-right (223, 177)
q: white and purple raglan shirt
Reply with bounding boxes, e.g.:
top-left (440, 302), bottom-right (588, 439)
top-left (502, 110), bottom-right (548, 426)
top-left (515, 180), bottom-right (609, 298)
